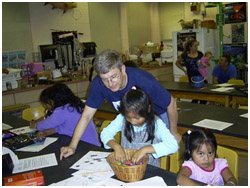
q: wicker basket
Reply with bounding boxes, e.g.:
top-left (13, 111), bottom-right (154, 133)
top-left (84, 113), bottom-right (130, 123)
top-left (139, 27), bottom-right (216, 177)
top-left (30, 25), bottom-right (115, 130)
top-left (106, 149), bottom-right (149, 182)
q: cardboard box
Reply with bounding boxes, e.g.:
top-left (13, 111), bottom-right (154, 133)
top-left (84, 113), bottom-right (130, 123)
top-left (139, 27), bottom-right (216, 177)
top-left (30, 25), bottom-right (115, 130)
top-left (4, 170), bottom-right (44, 186)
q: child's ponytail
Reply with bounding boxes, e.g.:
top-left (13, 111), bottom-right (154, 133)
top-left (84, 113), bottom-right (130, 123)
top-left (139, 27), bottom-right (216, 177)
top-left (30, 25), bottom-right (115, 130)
top-left (183, 130), bottom-right (192, 161)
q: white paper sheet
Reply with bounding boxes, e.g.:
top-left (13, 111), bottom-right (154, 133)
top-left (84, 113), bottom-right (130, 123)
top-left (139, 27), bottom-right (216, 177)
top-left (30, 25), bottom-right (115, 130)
top-left (210, 87), bottom-right (235, 92)
top-left (10, 126), bottom-right (33, 135)
top-left (49, 176), bottom-right (95, 186)
top-left (193, 119), bottom-right (233, 131)
top-left (240, 113), bottom-right (248, 118)
top-left (126, 176), bottom-right (167, 186)
top-left (92, 177), bottom-right (126, 186)
top-left (15, 137), bottom-right (58, 152)
top-left (2, 123), bottom-right (13, 130)
top-left (213, 83), bottom-right (234, 87)
top-left (70, 151), bottom-right (111, 171)
top-left (13, 153), bottom-right (58, 174)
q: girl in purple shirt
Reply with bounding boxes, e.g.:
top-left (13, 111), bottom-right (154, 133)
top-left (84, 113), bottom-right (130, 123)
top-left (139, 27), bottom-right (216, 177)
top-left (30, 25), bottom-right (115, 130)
top-left (177, 129), bottom-right (236, 186)
top-left (30, 83), bottom-right (101, 147)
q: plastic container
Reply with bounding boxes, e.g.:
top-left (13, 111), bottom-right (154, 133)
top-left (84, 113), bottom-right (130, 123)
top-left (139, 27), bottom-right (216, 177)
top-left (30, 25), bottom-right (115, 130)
top-left (191, 76), bottom-right (205, 88)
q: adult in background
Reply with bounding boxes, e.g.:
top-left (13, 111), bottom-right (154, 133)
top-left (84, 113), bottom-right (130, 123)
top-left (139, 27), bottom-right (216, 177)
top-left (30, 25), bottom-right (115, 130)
top-left (212, 55), bottom-right (237, 84)
top-left (175, 39), bottom-right (203, 82)
top-left (175, 39), bottom-right (206, 104)
top-left (60, 50), bottom-right (181, 159)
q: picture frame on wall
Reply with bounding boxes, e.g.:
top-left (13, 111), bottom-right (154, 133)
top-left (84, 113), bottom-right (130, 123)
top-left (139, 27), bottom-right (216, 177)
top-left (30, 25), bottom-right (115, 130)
top-left (224, 2), bottom-right (246, 24)
top-left (232, 23), bottom-right (245, 43)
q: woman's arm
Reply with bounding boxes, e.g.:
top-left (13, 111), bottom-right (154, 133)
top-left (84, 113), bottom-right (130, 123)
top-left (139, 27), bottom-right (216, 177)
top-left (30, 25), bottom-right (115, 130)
top-left (175, 55), bottom-right (187, 75)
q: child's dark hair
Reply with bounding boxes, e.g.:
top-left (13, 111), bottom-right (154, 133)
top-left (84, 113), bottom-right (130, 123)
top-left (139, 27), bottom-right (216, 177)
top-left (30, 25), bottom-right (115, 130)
top-left (119, 87), bottom-right (156, 143)
top-left (39, 83), bottom-right (84, 114)
top-left (183, 129), bottom-right (217, 161)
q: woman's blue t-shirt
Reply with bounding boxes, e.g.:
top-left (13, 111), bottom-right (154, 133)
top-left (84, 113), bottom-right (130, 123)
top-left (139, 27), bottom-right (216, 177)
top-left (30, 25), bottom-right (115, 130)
top-left (181, 51), bottom-right (203, 81)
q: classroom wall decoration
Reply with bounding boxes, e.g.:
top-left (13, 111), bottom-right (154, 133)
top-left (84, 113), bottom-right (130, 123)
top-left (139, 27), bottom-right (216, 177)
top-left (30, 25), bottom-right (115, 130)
top-left (2, 51), bottom-right (27, 69)
top-left (232, 23), bottom-right (245, 43)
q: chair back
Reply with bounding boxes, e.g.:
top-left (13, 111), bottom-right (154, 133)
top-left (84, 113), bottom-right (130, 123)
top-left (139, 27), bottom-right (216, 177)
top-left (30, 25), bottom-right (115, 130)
top-left (22, 106), bottom-right (46, 121)
top-left (99, 120), bottom-right (121, 144)
top-left (179, 76), bottom-right (189, 83)
top-left (227, 79), bottom-right (245, 86)
top-left (169, 140), bottom-right (184, 173)
top-left (217, 145), bottom-right (238, 182)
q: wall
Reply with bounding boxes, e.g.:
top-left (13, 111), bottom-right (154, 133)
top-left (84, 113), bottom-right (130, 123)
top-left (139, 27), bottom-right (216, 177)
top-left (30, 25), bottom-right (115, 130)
top-left (88, 2), bottom-right (122, 53)
top-left (127, 2), bottom-right (152, 47)
top-left (159, 2), bottom-right (185, 40)
top-left (3, 2), bottom-right (244, 62)
top-left (29, 2), bottom-right (91, 52)
top-left (2, 2), bottom-right (34, 62)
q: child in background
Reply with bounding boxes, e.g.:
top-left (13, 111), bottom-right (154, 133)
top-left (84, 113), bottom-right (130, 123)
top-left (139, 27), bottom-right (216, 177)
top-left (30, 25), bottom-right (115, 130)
top-left (176, 129), bottom-right (237, 186)
top-left (100, 87), bottom-right (178, 167)
top-left (198, 51), bottom-right (213, 82)
top-left (30, 83), bottom-right (101, 147)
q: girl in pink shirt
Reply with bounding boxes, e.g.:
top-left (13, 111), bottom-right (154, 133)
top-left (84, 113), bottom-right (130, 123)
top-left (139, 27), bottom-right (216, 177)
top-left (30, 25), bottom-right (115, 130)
top-left (176, 129), bottom-right (236, 186)
top-left (198, 51), bottom-right (213, 81)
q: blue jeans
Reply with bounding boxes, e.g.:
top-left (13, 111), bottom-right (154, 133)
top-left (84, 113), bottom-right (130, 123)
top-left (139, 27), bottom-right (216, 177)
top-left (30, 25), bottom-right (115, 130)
top-left (160, 112), bottom-right (170, 129)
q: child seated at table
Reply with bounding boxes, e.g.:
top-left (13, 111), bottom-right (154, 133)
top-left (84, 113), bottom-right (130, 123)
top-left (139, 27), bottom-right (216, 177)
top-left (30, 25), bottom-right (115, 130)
top-left (100, 86), bottom-right (178, 167)
top-left (30, 83), bottom-right (101, 147)
top-left (176, 129), bottom-right (236, 186)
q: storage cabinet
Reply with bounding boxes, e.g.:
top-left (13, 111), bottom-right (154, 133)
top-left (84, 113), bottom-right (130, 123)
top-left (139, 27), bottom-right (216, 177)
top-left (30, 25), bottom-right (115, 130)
top-left (145, 64), bottom-right (173, 82)
top-left (2, 80), bottom-right (90, 107)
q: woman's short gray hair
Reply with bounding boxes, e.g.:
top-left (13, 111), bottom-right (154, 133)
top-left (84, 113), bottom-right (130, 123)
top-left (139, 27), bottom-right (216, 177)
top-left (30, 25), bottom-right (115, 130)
top-left (94, 50), bottom-right (123, 74)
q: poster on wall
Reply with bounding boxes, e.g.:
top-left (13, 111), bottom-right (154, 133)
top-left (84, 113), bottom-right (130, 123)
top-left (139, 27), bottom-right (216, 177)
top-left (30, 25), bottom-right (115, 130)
top-left (177, 32), bottom-right (196, 56)
top-left (2, 51), bottom-right (26, 68)
top-left (232, 23), bottom-right (245, 43)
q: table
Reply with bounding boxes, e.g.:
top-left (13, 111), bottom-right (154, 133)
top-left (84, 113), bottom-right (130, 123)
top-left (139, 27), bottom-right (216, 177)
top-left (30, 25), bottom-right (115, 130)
top-left (176, 102), bottom-right (248, 150)
top-left (159, 81), bottom-right (248, 108)
top-left (229, 86), bottom-right (248, 108)
top-left (95, 101), bottom-right (248, 150)
top-left (2, 114), bottom-right (178, 186)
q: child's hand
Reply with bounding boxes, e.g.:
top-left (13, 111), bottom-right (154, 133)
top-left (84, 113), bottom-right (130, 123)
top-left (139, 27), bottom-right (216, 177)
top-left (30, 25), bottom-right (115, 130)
top-left (36, 131), bottom-right (46, 140)
top-left (131, 148), bottom-right (146, 164)
top-left (29, 120), bottom-right (37, 129)
top-left (114, 146), bottom-right (127, 163)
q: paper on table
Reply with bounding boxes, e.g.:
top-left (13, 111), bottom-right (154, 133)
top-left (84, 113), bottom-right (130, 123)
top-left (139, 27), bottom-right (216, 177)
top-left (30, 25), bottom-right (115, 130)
top-left (50, 176), bottom-right (125, 186)
top-left (15, 137), bottom-right (58, 152)
top-left (12, 153), bottom-right (58, 174)
top-left (2, 123), bottom-right (13, 130)
top-left (214, 83), bottom-right (234, 87)
top-left (210, 87), bottom-right (235, 92)
top-left (10, 126), bottom-right (33, 135)
top-left (193, 119), bottom-right (233, 131)
top-left (126, 176), bottom-right (167, 186)
top-left (92, 177), bottom-right (126, 186)
top-left (70, 151), bottom-right (111, 171)
top-left (240, 113), bottom-right (248, 118)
